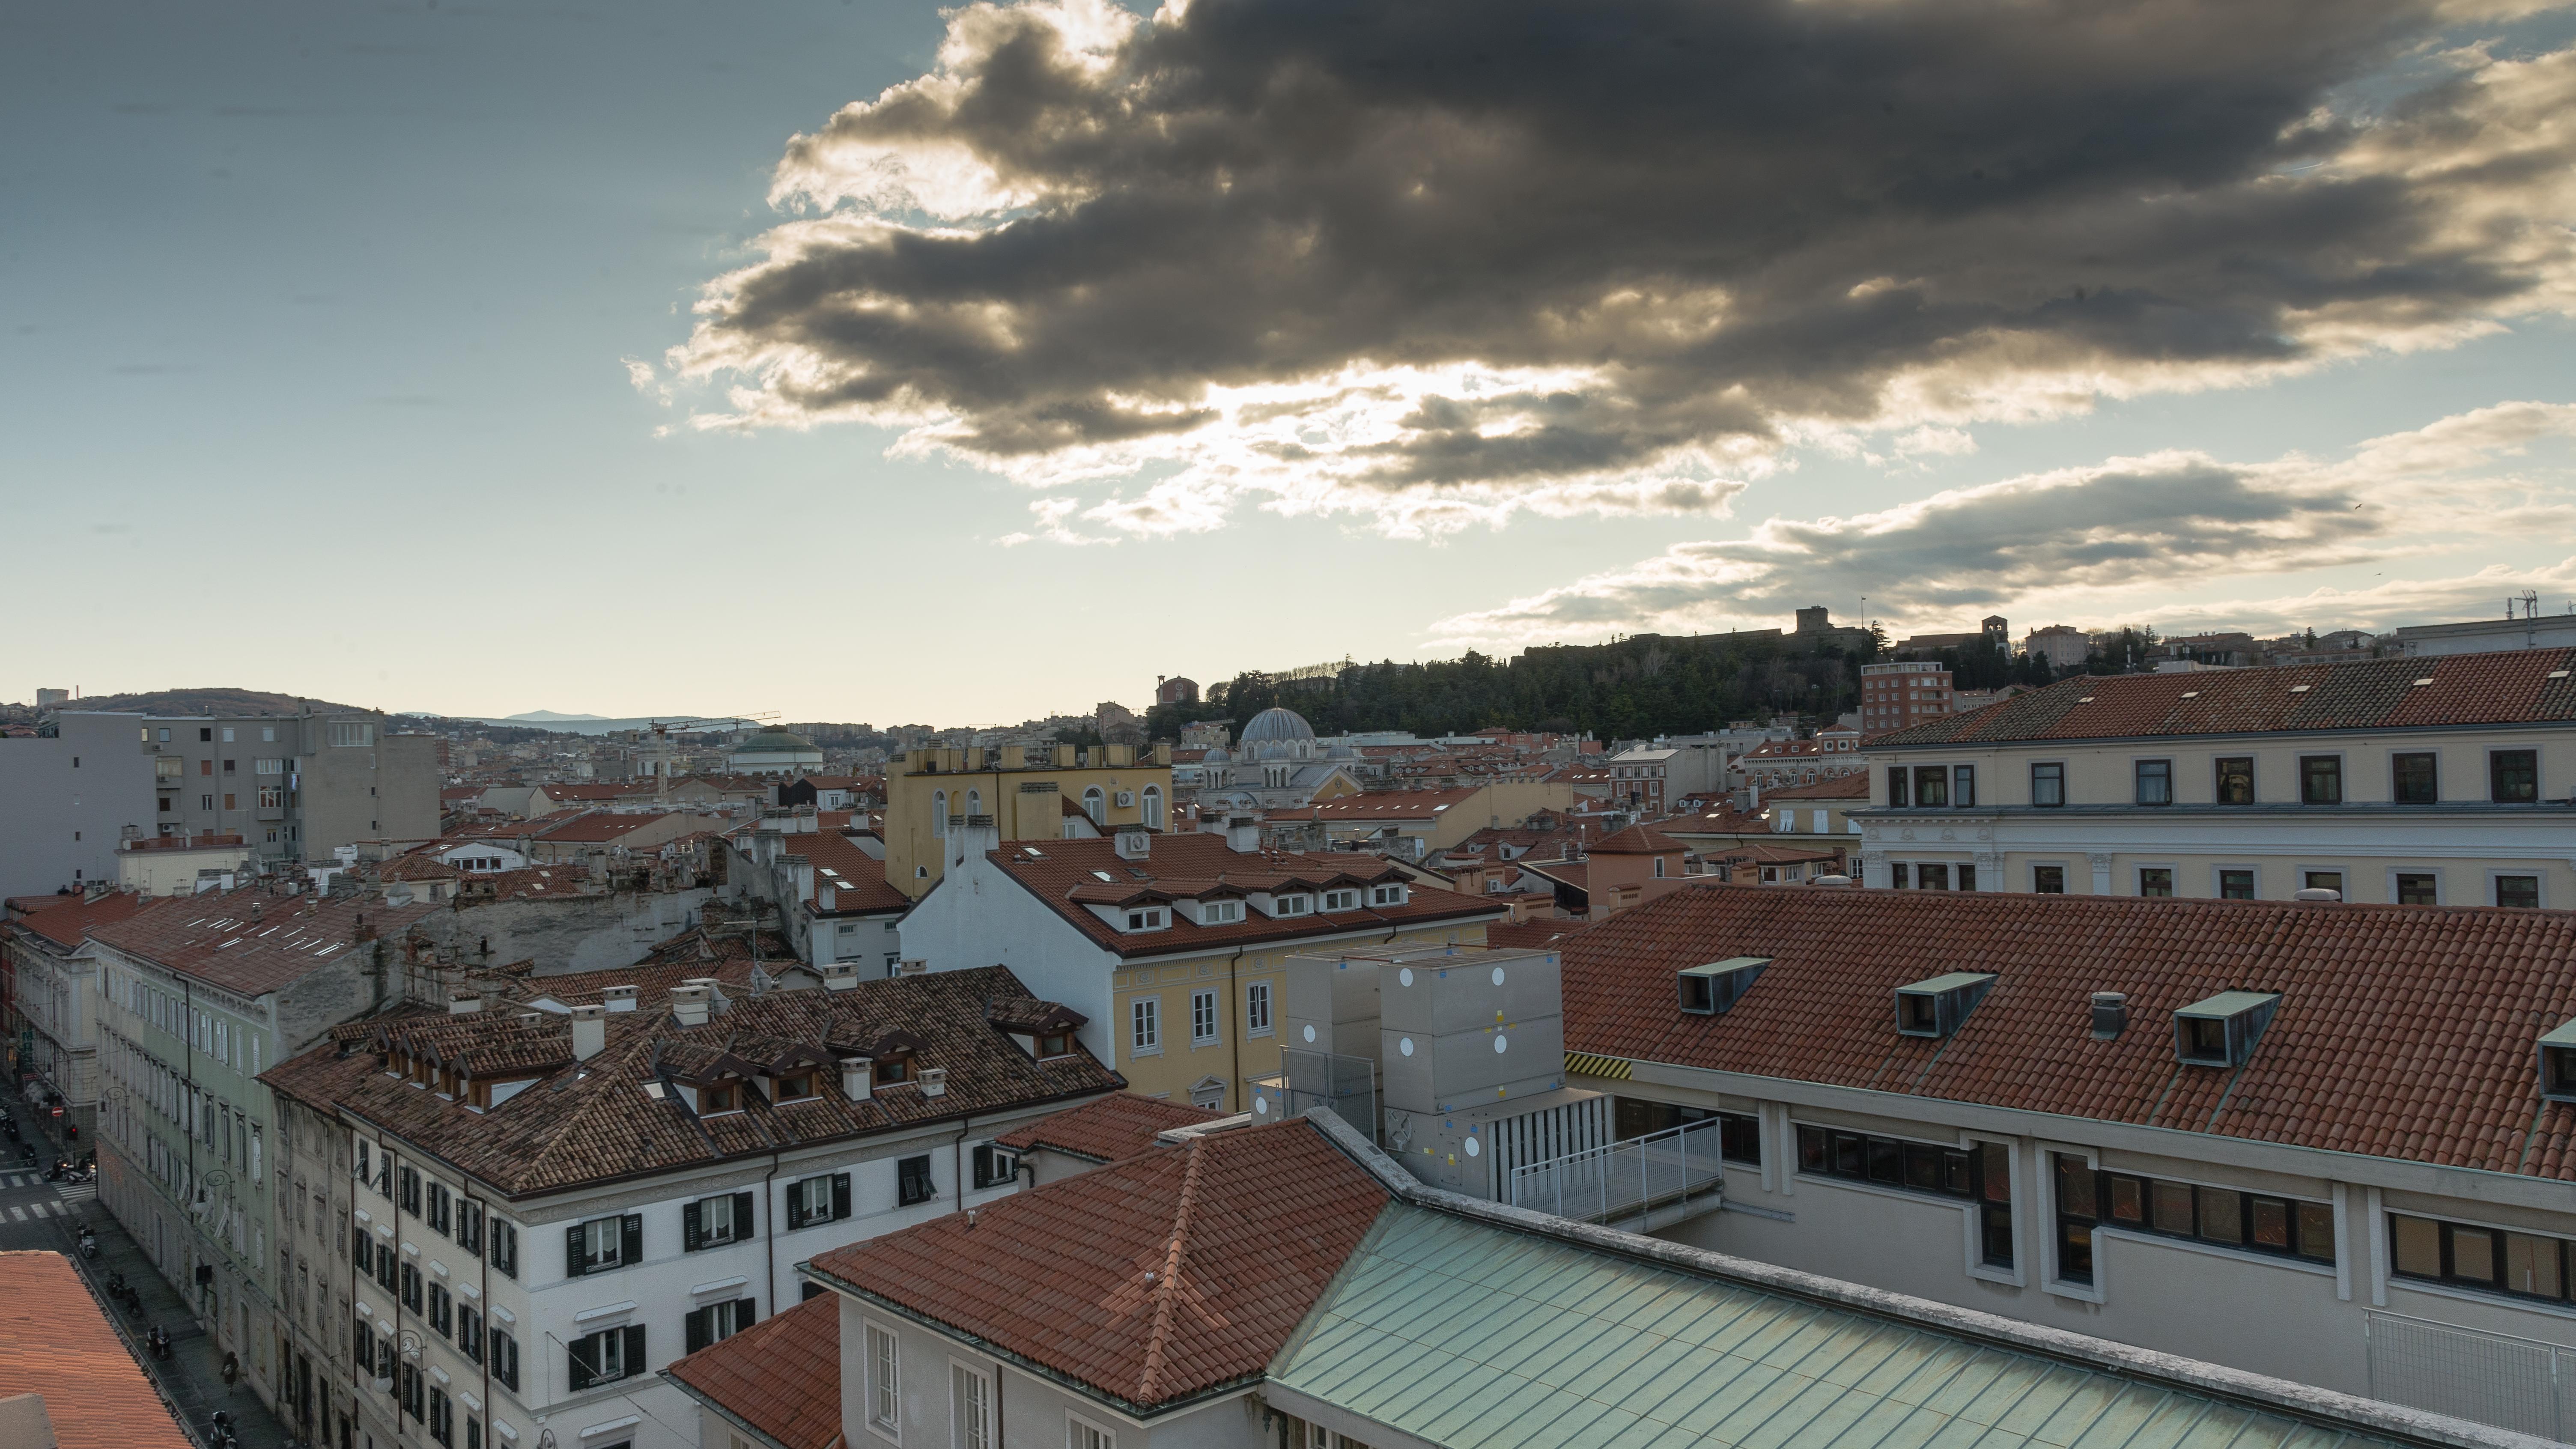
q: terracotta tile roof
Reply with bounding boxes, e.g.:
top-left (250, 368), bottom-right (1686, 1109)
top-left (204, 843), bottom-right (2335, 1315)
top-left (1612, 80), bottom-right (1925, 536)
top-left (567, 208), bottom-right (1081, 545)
top-left (0, 1251), bottom-right (191, 1448)
top-left (1517, 859), bottom-right (1588, 891)
top-left (3, 889), bottom-right (148, 951)
top-left (1704, 842), bottom-right (1846, 867)
top-left (378, 855), bottom-right (465, 883)
top-left (532, 810), bottom-right (682, 844)
top-left (472, 866), bottom-right (593, 900)
top-left (89, 888), bottom-right (439, 998)
top-left (1588, 824), bottom-right (1685, 855)
top-left (808, 1119), bottom-right (1388, 1413)
top-left (1759, 772), bottom-right (1872, 801)
top-left (1301, 787), bottom-right (1481, 820)
top-left (1557, 886), bottom-right (2576, 1180)
top-left (663, 1293), bottom-right (844, 1449)
top-left (994, 1094), bottom-right (1226, 1163)
top-left (458, 951), bottom-right (763, 1011)
top-left (262, 964), bottom-right (1121, 1199)
top-left (1486, 918), bottom-right (1583, 952)
top-left (799, 832), bottom-right (909, 915)
top-left (1880, 646), bottom-right (2576, 747)
top-left (985, 835), bottom-right (1505, 961)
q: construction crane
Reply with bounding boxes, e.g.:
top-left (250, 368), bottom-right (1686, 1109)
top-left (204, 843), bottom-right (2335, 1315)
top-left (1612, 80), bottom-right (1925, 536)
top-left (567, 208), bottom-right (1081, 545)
top-left (641, 713), bottom-right (779, 798)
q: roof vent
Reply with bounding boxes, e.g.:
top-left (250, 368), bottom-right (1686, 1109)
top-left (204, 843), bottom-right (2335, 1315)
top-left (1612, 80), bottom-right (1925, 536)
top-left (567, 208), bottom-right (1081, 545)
top-left (2089, 991), bottom-right (2127, 1039)
top-left (1678, 957), bottom-right (1769, 1016)
top-left (1895, 973), bottom-right (1996, 1039)
top-left (600, 984), bottom-right (639, 1013)
top-left (2293, 887), bottom-right (2342, 903)
top-left (2174, 992), bottom-right (2281, 1067)
top-left (569, 1004), bottom-right (606, 1061)
top-left (1809, 874), bottom-right (1853, 887)
top-left (919, 1066), bottom-right (948, 1100)
top-left (2538, 1020), bottom-right (2576, 1102)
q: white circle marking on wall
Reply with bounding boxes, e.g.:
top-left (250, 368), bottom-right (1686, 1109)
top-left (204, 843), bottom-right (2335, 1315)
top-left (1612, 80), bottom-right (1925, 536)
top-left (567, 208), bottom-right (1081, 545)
top-left (1493, 1034), bottom-right (1509, 1054)
top-left (1253, 1095), bottom-right (1269, 1115)
top-left (1491, 966), bottom-right (1506, 986)
top-left (1464, 1136), bottom-right (1481, 1157)
top-left (1399, 1038), bottom-right (1414, 1057)
top-left (1399, 968), bottom-right (1414, 987)
top-left (1302, 1024), bottom-right (1317, 1044)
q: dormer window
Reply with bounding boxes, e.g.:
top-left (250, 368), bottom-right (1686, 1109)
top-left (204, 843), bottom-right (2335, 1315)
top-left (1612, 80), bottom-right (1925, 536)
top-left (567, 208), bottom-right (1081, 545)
top-left (1895, 973), bottom-right (1996, 1039)
top-left (1037, 1031), bottom-right (1074, 1059)
top-left (1323, 888), bottom-right (1360, 912)
top-left (2541, 1020), bottom-right (2576, 1101)
top-left (701, 1083), bottom-right (740, 1114)
top-left (874, 1056), bottom-right (913, 1087)
top-left (1369, 883), bottom-right (1407, 907)
top-left (2174, 992), bottom-right (2281, 1067)
top-left (1125, 907), bottom-right (1166, 931)
top-left (776, 1072), bottom-right (816, 1102)
top-left (1679, 957), bottom-right (1769, 1016)
top-left (1274, 894), bottom-right (1312, 917)
top-left (1201, 900), bottom-right (1241, 924)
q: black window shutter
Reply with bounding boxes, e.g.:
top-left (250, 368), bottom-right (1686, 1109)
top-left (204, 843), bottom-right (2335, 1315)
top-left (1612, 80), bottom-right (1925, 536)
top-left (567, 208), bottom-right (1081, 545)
top-left (832, 1172), bottom-right (851, 1222)
top-left (565, 1224), bottom-right (587, 1277)
top-left (684, 1307), bottom-right (707, 1354)
top-left (622, 1324), bottom-right (646, 1379)
top-left (567, 1336), bottom-right (594, 1392)
top-left (683, 1200), bottom-right (703, 1252)
top-left (733, 1190), bottom-right (755, 1240)
top-left (786, 1179), bottom-right (805, 1225)
top-left (737, 1296), bottom-right (756, 1326)
top-left (621, 1214), bottom-right (642, 1267)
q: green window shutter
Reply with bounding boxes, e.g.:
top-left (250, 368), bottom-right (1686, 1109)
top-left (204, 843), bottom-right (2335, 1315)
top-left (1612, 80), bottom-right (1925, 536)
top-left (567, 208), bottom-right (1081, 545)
top-left (733, 1191), bottom-right (756, 1240)
top-left (683, 1200), bottom-right (703, 1252)
top-left (565, 1224), bottom-right (586, 1277)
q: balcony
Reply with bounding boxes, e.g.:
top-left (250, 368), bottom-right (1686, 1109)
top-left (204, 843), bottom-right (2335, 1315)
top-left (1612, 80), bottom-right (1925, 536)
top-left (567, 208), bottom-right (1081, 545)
top-left (1506, 1116), bottom-right (1726, 1232)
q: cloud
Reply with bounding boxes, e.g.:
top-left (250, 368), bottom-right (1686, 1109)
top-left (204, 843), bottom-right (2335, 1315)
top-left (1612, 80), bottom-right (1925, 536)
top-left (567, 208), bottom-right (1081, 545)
top-left (1427, 400), bottom-right (2576, 644)
top-left (664, 0), bottom-right (2576, 537)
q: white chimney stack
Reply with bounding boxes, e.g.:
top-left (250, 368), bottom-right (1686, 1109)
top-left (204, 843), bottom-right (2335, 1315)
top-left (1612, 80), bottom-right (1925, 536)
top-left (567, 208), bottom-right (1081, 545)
top-left (448, 994), bottom-right (482, 1015)
top-left (1225, 816), bottom-right (1260, 853)
top-left (919, 1066), bottom-right (948, 1099)
top-left (671, 985), bottom-right (711, 1028)
top-left (840, 1055), bottom-right (872, 1100)
top-left (569, 1005), bottom-right (606, 1061)
top-left (601, 984), bottom-right (639, 1013)
top-left (818, 884), bottom-right (838, 911)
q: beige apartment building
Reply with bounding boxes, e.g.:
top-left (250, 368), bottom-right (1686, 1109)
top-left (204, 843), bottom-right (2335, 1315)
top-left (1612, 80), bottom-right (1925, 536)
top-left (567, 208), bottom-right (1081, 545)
top-left (881, 741), bottom-right (1172, 899)
top-left (1853, 649), bottom-right (2575, 904)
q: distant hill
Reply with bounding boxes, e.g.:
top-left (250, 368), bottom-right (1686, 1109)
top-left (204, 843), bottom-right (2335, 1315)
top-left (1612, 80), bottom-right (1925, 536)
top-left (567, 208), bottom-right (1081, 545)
top-left (50, 687), bottom-right (374, 717)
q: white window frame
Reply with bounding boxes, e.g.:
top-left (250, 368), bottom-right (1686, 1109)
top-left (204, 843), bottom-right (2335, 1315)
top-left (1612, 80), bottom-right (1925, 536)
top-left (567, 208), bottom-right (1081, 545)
top-left (1245, 981), bottom-right (1273, 1038)
top-left (1130, 998), bottom-right (1160, 1056)
top-left (1082, 787), bottom-right (1105, 825)
top-left (866, 1321), bottom-right (902, 1441)
top-left (1322, 888), bottom-right (1359, 911)
top-left (1273, 894), bottom-right (1312, 917)
top-left (1140, 784), bottom-right (1163, 829)
top-left (1190, 990), bottom-right (1219, 1046)
top-left (1123, 908), bottom-right (1166, 932)
top-left (932, 791), bottom-right (947, 838)
top-left (1067, 1412), bottom-right (1116, 1449)
top-left (950, 1359), bottom-right (993, 1449)
top-left (1369, 883), bottom-right (1406, 907)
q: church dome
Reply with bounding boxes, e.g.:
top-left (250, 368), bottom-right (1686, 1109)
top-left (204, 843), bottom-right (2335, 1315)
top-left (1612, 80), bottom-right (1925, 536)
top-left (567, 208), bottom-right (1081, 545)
top-left (1202, 745), bottom-right (1232, 765)
top-left (735, 726), bottom-right (817, 753)
top-left (1240, 707), bottom-right (1316, 745)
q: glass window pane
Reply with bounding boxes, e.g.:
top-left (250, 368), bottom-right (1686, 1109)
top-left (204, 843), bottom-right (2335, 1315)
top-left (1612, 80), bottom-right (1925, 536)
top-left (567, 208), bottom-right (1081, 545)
top-left (1833, 1133), bottom-right (1866, 1178)
top-left (2059, 1222), bottom-right (2095, 1285)
top-left (1797, 1126), bottom-right (1827, 1173)
top-left (1905, 1144), bottom-right (1945, 1191)
top-left (2492, 750), bottom-right (2538, 804)
top-left (2150, 1181), bottom-right (2195, 1235)
top-left (2108, 1176), bottom-right (2146, 1224)
top-left (2397, 874), bottom-right (2438, 906)
top-left (2055, 1156), bottom-right (2097, 1220)
top-left (2197, 1188), bottom-right (2244, 1244)
top-left (1942, 1150), bottom-right (1971, 1197)
top-left (2391, 1217), bottom-right (2442, 1279)
top-left (2498, 876), bottom-right (2541, 909)
top-left (1981, 1204), bottom-right (2015, 1268)
top-left (2454, 1226), bottom-right (2498, 1284)
top-left (2505, 1234), bottom-right (2562, 1298)
top-left (1868, 1138), bottom-right (1903, 1185)
top-left (2220, 870), bottom-right (2255, 900)
top-left (2139, 868), bottom-right (2174, 898)
top-left (2392, 753), bottom-right (2437, 804)
top-left (2251, 1197), bottom-right (2290, 1249)
top-left (1978, 1142), bottom-right (2012, 1204)
top-left (2216, 757), bottom-right (2254, 805)
top-left (2296, 1202), bottom-right (2336, 1262)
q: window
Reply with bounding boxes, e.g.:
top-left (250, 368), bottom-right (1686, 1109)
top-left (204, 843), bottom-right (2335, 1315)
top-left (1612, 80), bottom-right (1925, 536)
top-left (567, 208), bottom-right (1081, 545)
top-left (701, 1083), bottom-right (740, 1113)
top-left (428, 1183), bottom-right (451, 1235)
top-left (429, 1283), bottom-right (453, 1337)
top-left (2134, 759), bottom-right (2172, 806)
top-left (1889, 863), bottom-right (1909, 889)
top-left (326, 722), bottom-right (374, 748)
top-left (1887, 767), bottom-right (1908, 808)
top-left (1368, 883), bottom-right (1406, 907)
top-left (685, 1191), bottom-right (756, 1250)
top-left (1068, 1415), bottom-right (1115, 1449)
top-left (686, 1297), bottom-right (758, 1352)
top-left (1795, 1126), bottom-right (2012, 1268)
top-left (972, 1144), bottom-right (1019, 1190)
top-left (1616, 1100), bottom-right (1759, 1165)
top-left (953, 1363), bottom-right (993, 1449)
top-left (2303, 870), bottom-right (2343, 895)
top-left (2396, 872), bottom-right (2439, 905)
top-left (2299, 754), bottom-right (2342, 805)
top-left (2033, 865), bottom-right (2065, 894)
top-left (789, 1172), bottom-right (850, 1228)
top-left (1911, 766), bottom-right (1948, 808)
top-left (1200, 900), bottom-right (1241, 923)
top-left (1141, 784), bottom-right (1164, 829)
top-left (2218, 869), bottom-right (2255, 900)
top-left (1951, 765), bottom-right (1975, 808)
top-left (457, 1202), bottom-right (482, 1257)
top-left (1274, 893), bottom-right (1312, 916)
top-left (778, 1071), bottom-right (817, 1102)
top-left (867, 1324), bottom-right (900, 1434)
top-left (2214, 757), bottom-right (2254, 805)
top-left (458, 1305), bottom-right (482, 1363)
top-left (1190, 990), bottom-right (1219, 1045)
top-left (2052, 1155), bottom-right (2332, 1286)
top-left (568, 1325), bottom-right (644, 1389)
top-left (1915, 863), bottom-right (1950, 890)
top-left (1957, 863), bottom-right (1977, 892)
top-left (400, 1262), bottom-right (423, 1314)
top-left (566, 1213), bottom-right (639, 1276)
top-left (1082, 786), bottom-right (1105, 824)
top-left (258, 786), bottom-right (284, 810)
top-left (2493, 749), bottom-right (2540, 804)
top-left (1035, 1031), bottom-right (1073, 1058)
top-left (2138, 868), bottom-right (2174, 898)
top-left (964, 788), bottom-right (981, 819)
top-left (2498, 875), bottom-right (2542, 909)
top-left (490, 1219), bottom-right (517, 1279)
top-left (2393, 1213), bottom-right (2576, 1303)
top-left (402, 1363), bottom-right (423, 1422)
top-left (1123, 908), bottom-right (1165, 931)
top-left (1323, 888), bottom-right (1359, 911)
top-left (2392, 752), bottom-right (2438, 804)
top-left (256, 757), bottom-right (283, 775)
top-left (400, 1166), bottom-right (421, 1216)
top-left (898, 1155), bottom-right (937, 1207)
top-left (1246, 981), bottom-right (1273, 1035)
top-left (490, 1328), bottom-right (519, 1391)
top-left (1130, 998), bottom-right (1160, 1053)
top-left (932, 791), bottom-right (948, 838)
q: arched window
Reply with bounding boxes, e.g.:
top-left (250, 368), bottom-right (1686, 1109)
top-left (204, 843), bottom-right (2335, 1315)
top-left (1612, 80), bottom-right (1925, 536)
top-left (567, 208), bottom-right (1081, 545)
top-left (965, 788), bottom-right (982, 820)
top-left (1082, 786), bottom-right (1106, 825)
top-left (1141, 784), bottom-right (1164, 829)
top-left (932, 790), bottom-right (948, 838)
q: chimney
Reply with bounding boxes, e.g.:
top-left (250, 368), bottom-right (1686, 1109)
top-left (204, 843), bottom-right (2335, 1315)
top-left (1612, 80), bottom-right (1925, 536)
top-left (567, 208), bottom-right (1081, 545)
top-left (448, 994), bottom-right (482, 1016)
top-left (819, 962), bottom-right (857, 992)
top-left (514, 1011), bottom-right (543, 1027)
top-left (839, 1056), bottom-right (872, 1101)
top-left (569, 1004), bottom-right (607, 1060)
top-left (682, 976), bottom-right (727, 1015)
top-left (818, 883), bottom-right (838, 911)
top-left (2090, 992), bottom-right (2129, 1040)
top-left (919, 1066), bottom-right (948, 1099)
top-left (601, 985), bottom-right (639, 1014)
top-left (781, 854), bottom-right (815, 903)
top-left (671, 985), bottom-right (711, 1028)
top-left (1225, 815), bottom-right (1260, 853)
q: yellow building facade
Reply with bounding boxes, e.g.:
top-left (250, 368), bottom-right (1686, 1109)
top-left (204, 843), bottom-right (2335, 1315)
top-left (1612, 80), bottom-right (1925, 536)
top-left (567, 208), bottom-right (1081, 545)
top-left (883, 742), bottom-right (1174, 899)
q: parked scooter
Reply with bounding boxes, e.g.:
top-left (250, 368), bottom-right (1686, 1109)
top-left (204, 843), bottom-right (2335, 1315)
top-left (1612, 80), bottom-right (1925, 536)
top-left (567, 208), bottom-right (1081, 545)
top-left (78, 1226), bottom-right (95, 1258)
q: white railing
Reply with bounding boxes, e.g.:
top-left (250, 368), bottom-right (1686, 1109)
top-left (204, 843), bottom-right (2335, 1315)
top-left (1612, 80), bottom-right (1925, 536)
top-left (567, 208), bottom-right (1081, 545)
top-left (1508, 1116), bottom-right (1726, 1230)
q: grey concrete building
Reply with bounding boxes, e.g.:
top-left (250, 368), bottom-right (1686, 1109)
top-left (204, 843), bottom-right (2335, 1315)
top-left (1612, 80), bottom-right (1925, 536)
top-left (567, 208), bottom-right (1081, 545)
top-left (0, 711), bottom-right (155, 899)
top-left (137, 710), bottom-right (440, 866)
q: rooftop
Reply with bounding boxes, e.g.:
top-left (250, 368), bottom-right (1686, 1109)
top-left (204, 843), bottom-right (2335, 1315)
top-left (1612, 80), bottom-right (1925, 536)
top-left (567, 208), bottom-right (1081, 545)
top-left (88, 887), bottom-right (439, 997)
top-left (2, 889), bottom-right (149, 952)
top-left (993, 1093), bottom-right (1227, 1164)
top-left (663, 1294), bottom-right (842, 1449)
top-left (0, 1251), bottom-right (191, 1448)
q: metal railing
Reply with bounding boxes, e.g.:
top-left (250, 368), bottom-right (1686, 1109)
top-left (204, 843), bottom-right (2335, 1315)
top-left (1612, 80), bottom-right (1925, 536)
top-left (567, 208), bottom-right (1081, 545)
top-left (1508, 1116), bottom-right (1726, 1231)
top-left (2367, 1310), bottom-right (2576, 1440)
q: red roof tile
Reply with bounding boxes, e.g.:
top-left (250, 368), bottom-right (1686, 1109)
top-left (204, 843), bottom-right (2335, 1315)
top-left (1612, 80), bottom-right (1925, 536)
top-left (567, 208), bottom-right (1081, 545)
top-left (664, 1293), bottom-right (844, 1449)
top-left (994, 1094), bottom-right (1227, 1163)
top-left (1760, 773), bottom-right (1872, 801)
top-left (89, 888), bottom-right (439, 997)
top-left (808, 1119), bottom-right (1387, 1413)
top-left (0, 1251), bottom-right (191, 1448)
top-left (3, 889), bottom-right (148, 951)
top-left (1558, 886), bottom-right (2576, 1180)
top-left (1301, 787), bottom-right (1482, 820)
top-left (1588, 825), bottom-right (1685, 856)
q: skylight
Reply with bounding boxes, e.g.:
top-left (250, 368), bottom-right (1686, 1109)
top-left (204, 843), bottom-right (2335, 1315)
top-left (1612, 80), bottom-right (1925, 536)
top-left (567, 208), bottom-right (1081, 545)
top-left (1092, 870), bottom-right (1114, 882)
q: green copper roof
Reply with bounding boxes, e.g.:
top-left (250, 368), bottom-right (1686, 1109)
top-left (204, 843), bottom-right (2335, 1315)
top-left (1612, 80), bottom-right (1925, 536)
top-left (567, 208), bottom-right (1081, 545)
top-left (1272, 1204), bottom-right (2400, 1449)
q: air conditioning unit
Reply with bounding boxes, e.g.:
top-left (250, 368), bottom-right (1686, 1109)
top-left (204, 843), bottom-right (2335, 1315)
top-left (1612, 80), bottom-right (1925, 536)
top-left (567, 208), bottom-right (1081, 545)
top-left (1115, 791), bottom-right (1136, 808)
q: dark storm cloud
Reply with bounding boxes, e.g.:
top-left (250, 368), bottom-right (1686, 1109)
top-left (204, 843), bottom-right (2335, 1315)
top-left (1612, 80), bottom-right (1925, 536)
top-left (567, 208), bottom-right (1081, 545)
top-left (668, 0), bottom-right (2576, 535)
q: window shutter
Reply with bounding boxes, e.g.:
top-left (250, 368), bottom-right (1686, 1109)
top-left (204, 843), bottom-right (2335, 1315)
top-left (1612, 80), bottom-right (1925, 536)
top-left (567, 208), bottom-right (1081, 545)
top-left (621, 1214), bottom-right (642, 1267)
top-left (568, 1336), bottom-right (595, 1392)
top-left (565, 1224), bottom-right (587, 1277)
top-left (737, 1296), bottom-right (757, 1327)
top-left (623, 1324), bottom-right (646, 1378)
top-left (832, 1173), bottom-right (852, 1222)
top-left (684, 1307), bottom-right (708, 1354)
top-left (733, 1191), bottom-right (755, 1240)
top-left (786, 1179), bottom-right (805, 1225)
top-left (683, 1200), bottom-right (703, 1252)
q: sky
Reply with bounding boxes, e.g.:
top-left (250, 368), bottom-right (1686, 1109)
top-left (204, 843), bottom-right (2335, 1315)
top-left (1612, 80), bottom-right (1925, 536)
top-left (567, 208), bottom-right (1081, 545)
top-left (6, 0), bottom-right (2574, 726)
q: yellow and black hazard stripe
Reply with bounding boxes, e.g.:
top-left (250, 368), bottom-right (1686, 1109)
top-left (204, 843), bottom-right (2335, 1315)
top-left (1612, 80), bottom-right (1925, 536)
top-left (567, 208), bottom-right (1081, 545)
top-left (1562, 1051), bottom-right (1633, 1080)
